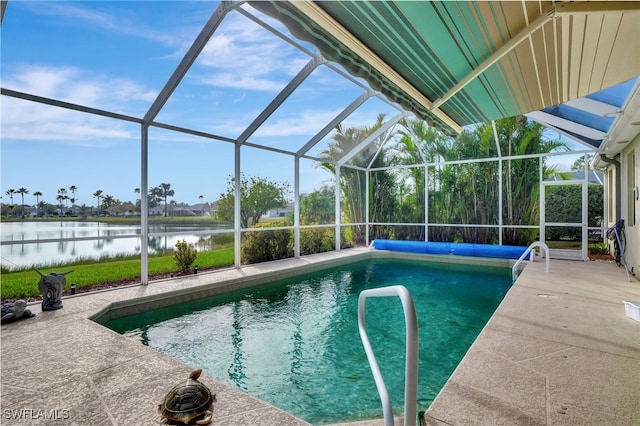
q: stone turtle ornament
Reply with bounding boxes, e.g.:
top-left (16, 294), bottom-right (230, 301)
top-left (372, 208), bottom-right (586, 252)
top-left (159, 369), bottom-right (215, 425)
top-left (1, 300), bottom-right (35, 324)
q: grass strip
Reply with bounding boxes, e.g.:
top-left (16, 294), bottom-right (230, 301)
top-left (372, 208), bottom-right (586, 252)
top-left (0, 248), bottom-right (234, 300)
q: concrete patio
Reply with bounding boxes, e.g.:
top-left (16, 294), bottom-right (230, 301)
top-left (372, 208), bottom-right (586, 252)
top-left (1, 249), bottom-right (638, 425)
top-left (424, 257), bottom-right (640, 426)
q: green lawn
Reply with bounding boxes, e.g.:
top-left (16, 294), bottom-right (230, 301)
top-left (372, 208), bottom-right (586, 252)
top-left (1, 247), bottom-right (234, 301)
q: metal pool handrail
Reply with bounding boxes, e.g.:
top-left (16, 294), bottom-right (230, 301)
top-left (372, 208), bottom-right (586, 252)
top-left (512, 241), bottom-right (550, 280)
top-left (358, 285), bottom-right (419, 426)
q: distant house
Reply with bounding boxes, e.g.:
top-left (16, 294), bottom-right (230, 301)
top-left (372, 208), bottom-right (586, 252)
top-left (264, 202), bottom-right (294, 218)
top-left (148, 203), bottom-right (211, 217)
top-left (548, 171), bottom-right (604, 184)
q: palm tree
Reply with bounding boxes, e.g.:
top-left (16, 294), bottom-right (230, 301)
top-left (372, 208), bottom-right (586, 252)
top-left (93, 190), bottom-right (103, 216)
top-left (17, 187), bottom-right (29, 219)
top-left (134, 187), bottom-right (141, 212)
top-left (319, 114), bottom-right (388, 244)
top-left (57, 188), bottom-right (68, 217)
top-left (5, 189), bottom-right (15, 217)
top-left (151, 183), bottom-right (175, 217)
top-left (33, 191), bottom-right (43, 217)
top-left (56, 194), bottom-right (65, 218)
top-left (395, 118), bottom-right (448, 238)
top-left (101, 194), bottom-right (115, 214)
top-left (68, 185), bottom-right (78, 211)
top-left (395, 116), bottom-right (566, 245)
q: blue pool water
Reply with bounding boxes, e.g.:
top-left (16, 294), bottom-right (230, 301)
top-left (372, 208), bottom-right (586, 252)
top-left (106, 258), bottom-right (512, 424)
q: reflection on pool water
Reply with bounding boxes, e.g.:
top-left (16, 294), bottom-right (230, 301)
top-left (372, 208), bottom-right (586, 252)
top-left (106, 258), bottom-right (512, 424)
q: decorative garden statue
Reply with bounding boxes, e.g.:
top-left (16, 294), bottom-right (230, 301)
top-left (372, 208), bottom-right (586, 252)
top-left (1, 300), bottom-right (35, 324)
top-left (36, 269), bottom-right (73, 311)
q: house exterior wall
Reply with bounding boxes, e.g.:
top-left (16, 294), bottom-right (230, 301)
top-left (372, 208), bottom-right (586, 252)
top-left (616, 137), bottom-right (640, 274)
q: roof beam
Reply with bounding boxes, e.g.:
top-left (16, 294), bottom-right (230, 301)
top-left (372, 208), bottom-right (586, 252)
top-left (432, 9), bottom-right (554, 109)
top-left (237, 55), bottom-right (324, 144)
top-left (143, 1), bottom-right (240, 125)
top-left (289, 1), bottom-right (461, 133)
top-left (1, 1), bottom-right (7, 26)
top-left (296, 90), bottom-right (376, 157)
top-left (564, 98), bottom-right (621, 117)
top-left (555, 1), bottom-right (640, 15)
top-left (337, 111), bottom-right (409, 167)
top-left (1, 88), bottom-right (142, 124)
top-left (525, 110), bottom-right (606, 140)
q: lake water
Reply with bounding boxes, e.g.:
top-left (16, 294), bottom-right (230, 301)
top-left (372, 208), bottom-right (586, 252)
top-left (1, 221), bottom-right (230, 269)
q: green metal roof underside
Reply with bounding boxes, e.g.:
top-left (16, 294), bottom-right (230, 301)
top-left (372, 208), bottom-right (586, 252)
top-left (250, 1), bottom-right (458, 135)
top-left (251, 1), bottom-right (640, 137)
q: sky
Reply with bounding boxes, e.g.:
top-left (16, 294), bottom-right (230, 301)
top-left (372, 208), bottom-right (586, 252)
top-left (1, 1), bottom-right (402, 207)
top-left (0, 1), bottom-right (590, 209)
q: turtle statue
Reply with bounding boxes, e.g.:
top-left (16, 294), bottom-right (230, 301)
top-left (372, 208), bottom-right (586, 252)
top-left (35, 269), bottom-right (73, 311)
top-left (159, 369), bottom-right (215, 425)
top-left (1, 300), bottom-right (35, 325)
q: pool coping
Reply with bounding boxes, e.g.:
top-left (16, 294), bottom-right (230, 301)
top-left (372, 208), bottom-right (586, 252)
top-left (1, 248), bottom-right (638, 425)
top-left (89, 249), bottom-right (514, 325)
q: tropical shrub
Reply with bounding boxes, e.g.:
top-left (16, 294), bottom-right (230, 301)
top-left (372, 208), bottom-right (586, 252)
top-left (174, 239), bottom-right (197, 272)
top-left (242, 222), bottom-right (293, 263)
top-left (588, 242), bottom-right (609, 255)
top-left (299, 226), bottom-right (336, 255)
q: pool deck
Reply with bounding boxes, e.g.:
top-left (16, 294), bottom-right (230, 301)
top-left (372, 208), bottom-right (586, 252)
top-left (1, 248), bottom-right (638, 425)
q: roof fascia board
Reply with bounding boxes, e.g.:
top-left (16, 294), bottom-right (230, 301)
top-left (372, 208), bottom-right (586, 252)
top-left (143, 1), bottom-right (241, 125)
top-left (432, 9), bottom-right (554, 109)
top-left (598, 78), bottom-right (640, 155)
top-left (288, 1), bottom-right (462, 133)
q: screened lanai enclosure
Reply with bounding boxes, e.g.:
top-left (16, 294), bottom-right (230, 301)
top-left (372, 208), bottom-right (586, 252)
top-left (2, 1), bottom-right (639, 284)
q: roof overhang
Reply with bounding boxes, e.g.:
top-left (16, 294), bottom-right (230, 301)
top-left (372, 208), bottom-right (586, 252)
top-left (526, 77), bottom-right (640, 151)
top-left (251, 1), bottom-right (640, 136)
top-left (594, 78), bottom-right (640, 166)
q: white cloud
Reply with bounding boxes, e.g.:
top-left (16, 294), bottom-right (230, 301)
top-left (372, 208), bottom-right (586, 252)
top-left (5, 65), bottom-right (157, 107)
top-left (1, 66), bottom-right (149, 145)
top-left (1, 95), bottom-right (134, 145)
top-left (194, 12), bottom-right (310, 92)
top-left (20, 2), bottom-right (183, 48)
top-left (254, 109), bottom-right (344, 137)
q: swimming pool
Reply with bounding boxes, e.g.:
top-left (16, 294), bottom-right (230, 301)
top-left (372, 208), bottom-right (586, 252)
top-left (106, 258), bottom-right (512, 424)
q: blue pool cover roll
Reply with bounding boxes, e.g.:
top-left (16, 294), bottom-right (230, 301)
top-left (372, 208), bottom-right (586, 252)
top-left (372, 239), bottom-right (527, 259)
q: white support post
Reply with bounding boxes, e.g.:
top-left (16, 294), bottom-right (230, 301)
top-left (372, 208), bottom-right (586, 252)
top-left (335, 166), bottom-right (341, 251)
top-left (294, 156), bottom-right (301, 258)
top-left (140, 124), bottom-right (149, 285)
top-left (539, 157), bottom-right (545, 245)
top-left (365, 171), bottom-right (370, 247)
top-left (493, 121), bottom-right (503, 245)
top-left (234, 144), bottom-right (241, 268)
top-left (424, 164), bottom-right (429, 241)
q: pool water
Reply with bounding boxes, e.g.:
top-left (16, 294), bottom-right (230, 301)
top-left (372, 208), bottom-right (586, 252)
top-left (106, 258), bottom-right (512, 424)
